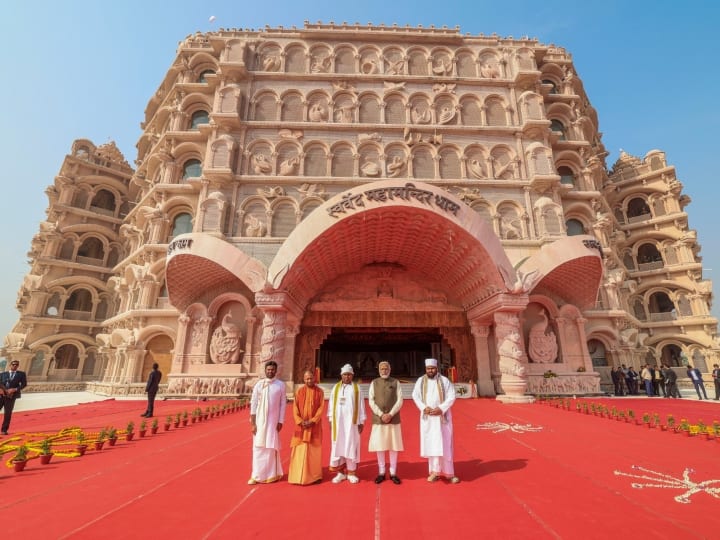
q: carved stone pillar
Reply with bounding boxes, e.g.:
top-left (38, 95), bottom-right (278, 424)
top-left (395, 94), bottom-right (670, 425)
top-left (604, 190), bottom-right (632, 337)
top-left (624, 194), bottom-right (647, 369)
top-left (469, 322), bottom-right (495, 396)
top-left (493, 311), bottom-right (533, 403)
top-left (75, 352), bottom-right (87, 382)
top-left (256, 290), bottom-right (304, 388)
top-left (174, 314), bottom-right (191, 372)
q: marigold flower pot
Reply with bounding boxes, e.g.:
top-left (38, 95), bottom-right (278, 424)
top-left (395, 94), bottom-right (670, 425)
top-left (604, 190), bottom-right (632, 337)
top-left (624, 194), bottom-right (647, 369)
top-left (139, 430), bottom-right (147, 438)
top-left (151, 426), bottom-right (158, 434)
top-left (163, 424), bottom-right (171, 431)
top-left (40, 453), bottom-right (54, 465)
top-left (76, 444), bottom-right (88, 456)
top-left (13, 460), bottom-right (27, 472)
top-left (125, 433), bottom-right (134, 442)
top-left (94, 441), bottom-right (105, 451)
top-left (108, 437), bottom-right (118, 446)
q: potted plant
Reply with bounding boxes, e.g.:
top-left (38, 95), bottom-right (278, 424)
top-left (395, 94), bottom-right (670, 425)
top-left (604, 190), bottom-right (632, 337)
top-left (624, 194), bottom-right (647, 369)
top-left (712, 421), bottom-right (720, 440)
top-left (696, 419), bottom-right (708, 439)
top-left (653, 413), bottom-right (661, 428)
top-left (95, 428), bottom-right (107, 451)
top-left (125, 421), bottom-right (135, 441)
top-left (11, 444), bottom-right (29, 472)
top-left (679, 419), bottom-right (691, 436)
top-left (151, 418), bottom-right (159, 434)
top-left (39, 437), bottom-right (54, 464)
top-left (139, 419), bottom-right (147, 438)
top-left (182, 410), bottom-right (189, 426)
top-left (76, 430), bottom-right (88, 456)
top-left (204, 407), bottom-right (210, 420)
top-left (173, 413), bottom-right (181, 428)
top-left (627, 410), bottom-right (635, 423)
top-left (641, 413), bottom-right (651, 426)
top-left (164, 415), bottom-right (172, 431)
top-left (107, 426), bottom-right (118, 446)
top-left (666, 414), bottom-right (676, 432)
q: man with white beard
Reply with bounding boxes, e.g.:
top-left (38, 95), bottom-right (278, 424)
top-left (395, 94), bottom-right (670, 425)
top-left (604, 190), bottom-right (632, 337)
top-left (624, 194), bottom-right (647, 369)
top-left (328, 363), bottom-right (366, 483)
top-left (412, 358), bottom-right (459, 483)
top-left (368, 361), bottom-right (404, 484)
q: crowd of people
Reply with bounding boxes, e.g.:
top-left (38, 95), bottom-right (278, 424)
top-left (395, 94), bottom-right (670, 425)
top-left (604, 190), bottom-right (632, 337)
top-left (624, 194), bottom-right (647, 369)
top-left (248, 357), bottom-right (460, 486)
top-left (610, 363), bottom-right (720, 400)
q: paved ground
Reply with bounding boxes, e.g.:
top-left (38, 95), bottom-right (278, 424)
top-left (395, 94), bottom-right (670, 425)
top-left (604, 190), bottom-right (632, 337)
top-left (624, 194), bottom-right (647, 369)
top-left (14, 392), bottom-right (144, 412)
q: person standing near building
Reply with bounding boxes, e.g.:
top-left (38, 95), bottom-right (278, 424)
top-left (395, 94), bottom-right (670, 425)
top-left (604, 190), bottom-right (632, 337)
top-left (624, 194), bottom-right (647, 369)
top-left (141, 363), bottom-right (162, 418)
top-left (611, 366), bottom-right (624, 396)
top-left (662, 364), bottom-right (681, 398)
top-left (412, 358), bottom-right (459, 484)
top-left (1, 360), bottom-right (27, 435)
top-left (712, 364), bottom-right (720, 400)
top-left (249, 360), bottom-right (286, 484)
top-left (288, 370), bottom-right (324, 485)
top-left (328, 364), bottom-right (366, 484)
top-left (641, 364), bottom-right (654, 397)
top-left (686, 364), bottom-right (708, 400)
top-left (368, 361), bottom-right (404, 485)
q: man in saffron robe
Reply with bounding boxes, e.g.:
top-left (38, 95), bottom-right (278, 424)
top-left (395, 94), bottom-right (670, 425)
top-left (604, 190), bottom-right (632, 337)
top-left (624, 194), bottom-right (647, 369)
top-left (288, 370), bottom-right (324, 485)
top-left (412, 358), bottom-right (459, 484)
top-left (248, 361), bottom-right (286, 484)
top-left (368, 361), bottom-right (404, 484)
top-left (328, 363), bottom-right (366, 484)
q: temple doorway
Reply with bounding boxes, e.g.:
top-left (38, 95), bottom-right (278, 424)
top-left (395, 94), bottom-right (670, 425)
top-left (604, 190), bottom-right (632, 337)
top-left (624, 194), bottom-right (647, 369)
top-left (317, 327), bottom-right (451, 382)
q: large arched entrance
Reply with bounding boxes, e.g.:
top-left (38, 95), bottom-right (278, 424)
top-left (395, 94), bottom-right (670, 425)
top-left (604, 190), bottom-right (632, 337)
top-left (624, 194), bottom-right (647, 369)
top-left (264, 180), bottom-right (516, 394)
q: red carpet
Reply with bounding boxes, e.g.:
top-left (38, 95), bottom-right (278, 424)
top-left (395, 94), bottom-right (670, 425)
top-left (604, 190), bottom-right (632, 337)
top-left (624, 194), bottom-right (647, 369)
top-left (1, 397), bottom-right (719, 539)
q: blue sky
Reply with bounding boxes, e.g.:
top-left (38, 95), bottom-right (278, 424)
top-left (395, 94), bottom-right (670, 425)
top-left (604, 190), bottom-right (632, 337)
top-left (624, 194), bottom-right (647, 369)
top-left (1, 0), bottom-right (719, 341)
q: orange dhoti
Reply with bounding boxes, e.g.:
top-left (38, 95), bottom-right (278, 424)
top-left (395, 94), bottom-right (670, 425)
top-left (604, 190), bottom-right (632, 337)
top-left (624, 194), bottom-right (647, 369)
top-left (288, 384), bottom-right (325, 485)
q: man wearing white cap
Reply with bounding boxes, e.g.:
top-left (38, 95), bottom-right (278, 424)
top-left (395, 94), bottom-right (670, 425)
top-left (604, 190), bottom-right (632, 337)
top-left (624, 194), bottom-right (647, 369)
top-left (412, 358), bottom-right (459, 483)
top-left (328, 363), bottom-right (366, 483)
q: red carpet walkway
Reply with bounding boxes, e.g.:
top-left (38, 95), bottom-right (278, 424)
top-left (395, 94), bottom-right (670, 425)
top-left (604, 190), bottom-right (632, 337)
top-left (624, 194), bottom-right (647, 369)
top-left (1, 397), bottom-right (719, 539)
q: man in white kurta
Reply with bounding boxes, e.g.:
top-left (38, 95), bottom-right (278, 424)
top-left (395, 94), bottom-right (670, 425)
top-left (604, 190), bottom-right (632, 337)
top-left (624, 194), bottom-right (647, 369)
top-left (249, 361), bottom-right (286, 484)
top-left (368, 361), bottom-right (404, 484)
top-left (328, 364), bottom-right (366, 484)
top-left (412, 358), bottom-right (459, 483)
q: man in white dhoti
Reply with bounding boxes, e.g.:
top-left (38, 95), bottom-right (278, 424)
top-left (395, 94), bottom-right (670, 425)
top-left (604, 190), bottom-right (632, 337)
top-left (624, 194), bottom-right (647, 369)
top-left (412, 358), bottom-right (460, 483)
top-left (368, 361), bottom-right (404, 484)
top-left (328, 363), bottom-right (366, 484)
top-left (249, 361), bottom-right (286, 484)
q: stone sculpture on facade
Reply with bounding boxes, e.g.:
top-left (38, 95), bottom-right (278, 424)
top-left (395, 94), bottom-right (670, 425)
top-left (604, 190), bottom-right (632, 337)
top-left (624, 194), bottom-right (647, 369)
top-left (209, 313), bottom-right (244, 364)
top-left (527, 309), bottom-right (558, 363)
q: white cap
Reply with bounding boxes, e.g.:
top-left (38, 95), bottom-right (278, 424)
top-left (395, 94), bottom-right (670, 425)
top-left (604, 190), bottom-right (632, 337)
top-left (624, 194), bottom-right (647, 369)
top-left (341, 364), bottom-right (354, 375)
top-left (425, 358), bottom-right (438, 367)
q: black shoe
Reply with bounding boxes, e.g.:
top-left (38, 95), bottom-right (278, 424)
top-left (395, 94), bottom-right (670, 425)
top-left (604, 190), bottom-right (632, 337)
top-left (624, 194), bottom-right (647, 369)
top-left (146, 415), bottom-right (153, 418)
top-left (1, 431), bottom-right (7, 435)
top-left (374, 474), bottom-right (386, 484)
top-left (390, 475), bottom-right (401, 485)
top-left (140, 413), bottom-right (148, 417)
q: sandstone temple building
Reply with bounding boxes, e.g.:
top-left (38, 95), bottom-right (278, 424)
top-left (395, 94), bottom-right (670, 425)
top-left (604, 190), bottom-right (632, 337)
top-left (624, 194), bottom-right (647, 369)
top-left (3, 22), bottom-right (718, 401)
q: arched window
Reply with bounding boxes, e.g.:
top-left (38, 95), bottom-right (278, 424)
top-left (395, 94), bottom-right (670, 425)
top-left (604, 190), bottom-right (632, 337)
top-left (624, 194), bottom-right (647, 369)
top-left (46, 293), bottom-right (61, 316)
top-left (648, 291), bottom-right (676, 321)
top-left (626, 197), bottom-right (651, 220)
top-left (190, 110), bottom-right (209, 129)
top-left (89, 189), bottom-right (116, 212)
top-left (550, 119), bottom-right (566, 140)
top-left (587, 339), bottom-right (607, 367)
top-left (171, 213), bottom-right (193, 238)
top-left (542, 79), bottom-right (558, 94)
top-left (55, 344), bottom-right (80, 370)
top-left (77, 237), bottom-right (104, 262)
top-left (65, 289), bottom-right (93, 312)
top-left (198, 69), bottom-right (215, 83)
top-left (566, 219), bottom-right (585, 236)
top-left (557, 166), bottom-right (576, 186)
top-left (182, 159), bottom-right (202, 180)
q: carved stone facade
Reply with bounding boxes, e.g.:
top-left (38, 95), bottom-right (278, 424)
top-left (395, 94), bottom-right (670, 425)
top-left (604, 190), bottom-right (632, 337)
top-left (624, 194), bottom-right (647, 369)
top-left (2, 23), bottom-right (717, 401)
